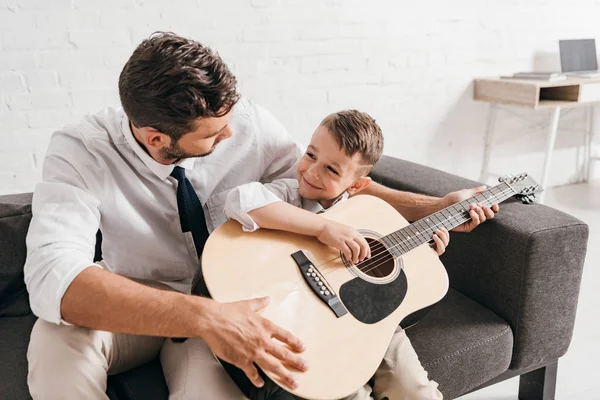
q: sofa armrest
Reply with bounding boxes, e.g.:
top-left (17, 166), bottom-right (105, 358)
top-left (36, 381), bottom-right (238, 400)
top-left (370, 156), bottom-right (589, 369)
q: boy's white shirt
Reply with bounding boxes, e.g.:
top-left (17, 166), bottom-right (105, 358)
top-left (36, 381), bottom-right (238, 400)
top-left (224, 178), bottom-right (349, 231)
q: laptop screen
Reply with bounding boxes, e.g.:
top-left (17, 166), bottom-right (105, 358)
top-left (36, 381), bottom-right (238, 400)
top-left (559, 39), bottom-right (598, 72)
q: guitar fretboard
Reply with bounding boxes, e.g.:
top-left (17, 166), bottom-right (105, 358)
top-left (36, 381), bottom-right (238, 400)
top-left (381, 182), bottom-right (515, 257)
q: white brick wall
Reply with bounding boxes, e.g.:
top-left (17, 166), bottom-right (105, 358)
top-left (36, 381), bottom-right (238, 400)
top-left (1, 0), bottom-right (600, 195)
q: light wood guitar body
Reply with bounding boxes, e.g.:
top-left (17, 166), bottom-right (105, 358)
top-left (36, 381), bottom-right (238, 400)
top-left (202, 195), bottom-right (449, 399)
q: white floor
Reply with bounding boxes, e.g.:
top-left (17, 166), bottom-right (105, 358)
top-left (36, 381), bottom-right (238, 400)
top-left (457, 181), bottom-right (600, 400)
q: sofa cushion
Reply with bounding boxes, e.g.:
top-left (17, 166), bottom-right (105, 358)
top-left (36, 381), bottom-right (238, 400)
top-left (0, 193), bottom-right (33, 317)
top-left (0, 313), bottom-right (37, 400)
top-left (407, 288), bottom-right (513, 399)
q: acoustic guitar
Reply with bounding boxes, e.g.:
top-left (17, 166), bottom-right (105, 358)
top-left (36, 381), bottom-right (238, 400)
top-left (202, 174), bottom-right (542, 400)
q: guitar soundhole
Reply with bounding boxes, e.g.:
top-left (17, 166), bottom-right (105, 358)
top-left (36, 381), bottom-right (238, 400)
top-left (360, 238), bottom-right (395, 278)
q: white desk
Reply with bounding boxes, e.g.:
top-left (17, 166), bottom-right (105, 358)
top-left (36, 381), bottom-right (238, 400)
top-left (474, 77), bottom-right (600, 203)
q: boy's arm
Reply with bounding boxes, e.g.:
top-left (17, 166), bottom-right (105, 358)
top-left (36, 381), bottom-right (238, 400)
top-left (249, 202), bottom-right (371, 263)
top-left (224, 180), bottom-right (370, 262)
top-left (248, 201), bottom-right (324, 237)
top-left (224, 179), bottom-right (301, 232)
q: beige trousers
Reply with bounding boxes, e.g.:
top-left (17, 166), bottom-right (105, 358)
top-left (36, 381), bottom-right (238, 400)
top-left (27, 319), bottom-right (247, 400)
top-left (342, 327), bottom-right (443, 400)
top-left (28, 321), bottom-right (440, 400)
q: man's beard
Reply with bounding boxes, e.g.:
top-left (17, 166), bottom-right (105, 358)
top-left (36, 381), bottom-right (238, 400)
top-left (160, 140), bottom-right (215, 160)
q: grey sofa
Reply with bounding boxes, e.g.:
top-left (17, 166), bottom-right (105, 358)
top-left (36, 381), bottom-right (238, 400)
top-left (0, 155), bottom-right (588, 400)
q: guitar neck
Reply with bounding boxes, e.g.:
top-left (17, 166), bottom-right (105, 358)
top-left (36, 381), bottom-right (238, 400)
top-left (382, 182), bottom-right (516, 256)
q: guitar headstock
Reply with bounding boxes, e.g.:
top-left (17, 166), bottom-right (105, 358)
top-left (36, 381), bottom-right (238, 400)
top-left (499, 173), bottom-right (543, 204)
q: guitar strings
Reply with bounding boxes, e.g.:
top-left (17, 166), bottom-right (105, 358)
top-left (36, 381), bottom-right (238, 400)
top-left (350, 186), bottom-right (515, 275)
top-left (351, 187), bottom-right (514, 277)
top-left (318, 187), bottom-right (515, 278)
top-left (319, 212), bottom-right (474, 278)
top-left (354, 194), bottom-right (485, 256)
top-left (325, 187), bottom-right (515, 278)
top-left (353, 189), bottom-right (506, 259)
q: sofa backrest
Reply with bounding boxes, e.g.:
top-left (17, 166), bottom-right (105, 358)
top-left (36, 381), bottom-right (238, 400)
top-left (0, 193), bottom-right (33, 317)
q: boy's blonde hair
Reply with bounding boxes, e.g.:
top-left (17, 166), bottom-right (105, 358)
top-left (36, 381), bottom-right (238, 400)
top-left (320, 109), bottom-right (384, 175)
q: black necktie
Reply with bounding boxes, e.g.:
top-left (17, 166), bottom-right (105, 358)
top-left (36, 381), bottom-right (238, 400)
top-left (170, 167), bottom-right (211, 343)
top-left (170, 166), bottom-right (210, 257)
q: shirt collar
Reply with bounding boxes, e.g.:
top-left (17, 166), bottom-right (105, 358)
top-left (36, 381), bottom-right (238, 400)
top-left (302, 192), bottom-right (350, 214)
top-left (121, 113), bottom-right (196, 181)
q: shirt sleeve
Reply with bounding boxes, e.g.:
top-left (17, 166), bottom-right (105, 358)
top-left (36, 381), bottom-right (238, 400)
top-left (24, 128), bottom-right (105, 325)
top-left (252, 100), bottom-right (305, 183)
top-left (224, 179), bottom-right (301, 232)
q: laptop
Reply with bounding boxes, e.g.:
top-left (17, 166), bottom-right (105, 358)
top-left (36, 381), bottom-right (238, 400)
top-left (559, 39), bottom-right (600, 78)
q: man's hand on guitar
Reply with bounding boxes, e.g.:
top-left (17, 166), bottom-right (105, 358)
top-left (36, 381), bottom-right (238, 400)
top-left (430, 228), bottom-right (449, 256)
top-left (199, 296), bottom-right (308, 390)
top-left (317, 219), bottom-right (371, 263)
top-left (442, 186), bottom-right (499, 233)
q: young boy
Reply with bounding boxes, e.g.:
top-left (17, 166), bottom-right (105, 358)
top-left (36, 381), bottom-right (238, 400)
top-left (224, 110), bottom-right (447, 400)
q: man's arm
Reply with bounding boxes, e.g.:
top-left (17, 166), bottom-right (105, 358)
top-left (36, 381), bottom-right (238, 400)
top-left (61, 266), bottom-right (213, 336)
top-left (361, 181), bottom-right (499, 232)
top-left (361, 181), bottom-right (445, 222)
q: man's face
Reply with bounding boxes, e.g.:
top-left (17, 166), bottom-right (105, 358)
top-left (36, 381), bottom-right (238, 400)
top-left (160, 112), bottom-right (233, 160)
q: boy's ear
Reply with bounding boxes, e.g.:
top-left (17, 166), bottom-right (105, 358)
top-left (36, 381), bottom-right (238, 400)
top-left (347, 176), bottom-right (372, 196)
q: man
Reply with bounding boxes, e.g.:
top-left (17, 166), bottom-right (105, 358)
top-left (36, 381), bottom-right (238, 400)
top-left (24, 32), bottom-right (497, 400)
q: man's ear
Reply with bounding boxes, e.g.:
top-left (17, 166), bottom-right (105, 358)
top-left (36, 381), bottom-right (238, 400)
top-left (347, 176), bottom-right (372, 196)
top-left (141, 127), bottom-right (169, 150)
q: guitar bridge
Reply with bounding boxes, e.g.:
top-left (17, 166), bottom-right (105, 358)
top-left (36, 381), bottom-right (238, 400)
top-left (291, 251), bottom-right (347, 318)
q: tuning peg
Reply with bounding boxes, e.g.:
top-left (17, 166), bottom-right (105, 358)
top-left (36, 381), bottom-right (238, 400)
top-left (501, 174), bottom-right (513, 183)
top-left (520, 193), bottom-right (537, 204)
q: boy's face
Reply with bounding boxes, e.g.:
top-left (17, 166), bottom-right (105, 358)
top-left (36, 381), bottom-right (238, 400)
top-left (297, 126), bottom-right (371, 203)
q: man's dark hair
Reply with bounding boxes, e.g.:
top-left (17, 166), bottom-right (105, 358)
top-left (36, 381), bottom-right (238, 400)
top-left (119, 32), bottom-right (240, 141)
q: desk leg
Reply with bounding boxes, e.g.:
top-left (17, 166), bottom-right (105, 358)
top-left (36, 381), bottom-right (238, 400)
top-left (479, 104), bottom-right (498, 183)
top-left (585, 105), bottom-right (595, 182)
top-left (539, 107), bottom-right (561, 204)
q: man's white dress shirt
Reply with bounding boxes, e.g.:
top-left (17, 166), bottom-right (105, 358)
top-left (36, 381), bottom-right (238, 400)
top-left (24, 97), bottom-right (303, 324)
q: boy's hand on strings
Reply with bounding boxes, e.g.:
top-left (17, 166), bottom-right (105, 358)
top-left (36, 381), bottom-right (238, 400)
top-left (317, 220), bottom-right (371, 264)
top-left (430, 228), bottom-right (450, 256)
